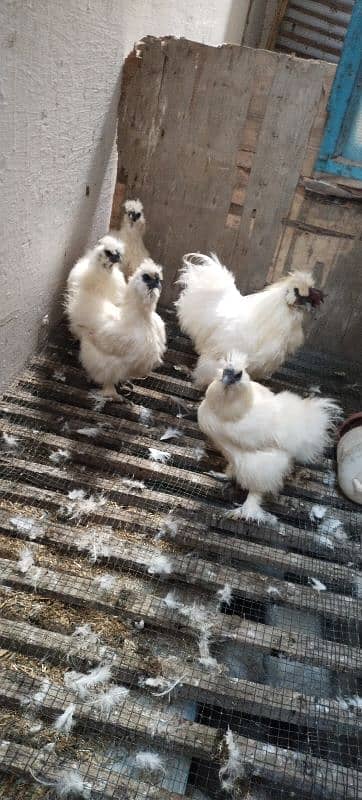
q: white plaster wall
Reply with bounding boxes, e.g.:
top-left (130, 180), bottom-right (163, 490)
top-left (0, 0), bottom-right (248, 390)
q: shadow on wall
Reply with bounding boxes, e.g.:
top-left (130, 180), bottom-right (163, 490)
top-left (224, 0), bottom-right (249, 44)
top-left (44, 72), bottom-right (123, 343)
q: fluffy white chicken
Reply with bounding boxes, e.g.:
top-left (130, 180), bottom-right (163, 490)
top-left (198, 352), bottom-right (340, 524)
top-left (80, 259), bottom-right (166, 398)
top-left (116, 199), bottom-right (149, 280)
top-left (176, 253), bottom-right (324, 388)
top-left (65, 235), bottom-right (126, 340)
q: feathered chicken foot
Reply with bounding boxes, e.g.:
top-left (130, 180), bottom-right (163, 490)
top-left (101, 384), bottom-right (123, 401)
top-left (225, 492), bottom-right (278, 527)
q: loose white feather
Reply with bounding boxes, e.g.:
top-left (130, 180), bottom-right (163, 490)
top-left (17, 547), bottom-right (34, 574)
top-left (2, 432), bottom-right (19, 449)
top-left (135, 751), bottom-right (165, 773)
top-left (49, 448), bottom-right (71, 464)
top-left (160, 427), bottom-right (182, 441)
top-left (76, 426), bottom-right (101, 438)
top-left (139, 406), bottom-right (153, 425)
top-left (309, 577), bottom-right (327, 592)
top-left (55, 769), bottom-right (91, 799)
top-left (147, 554), bottom-right (173, 576)
top-left (119, 477), bottom-right (145, 491)
top-left (64, 664), bottom-right (112, 698)
top-left (53, 704), bottom-right (75, 734)
top-left (89, 685), bottom-right (129, 715)
top-left (310, 504), bottom-right (327, 521)
top-left (163, 591), bottom-right (182, 609)
top-left (217, 584), bottom-right (232, 606)
top-left (148, 447), bottom-right (171, 463)
top-left (94, 574), bottom-right (117, 593)
top-left (219, 727), bottom-right (243, 791)
top-left (10, 516), bottom-right (43, 540)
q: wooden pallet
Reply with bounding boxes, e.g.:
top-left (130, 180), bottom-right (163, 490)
top-left (0, 321), bottom-right (360, 798)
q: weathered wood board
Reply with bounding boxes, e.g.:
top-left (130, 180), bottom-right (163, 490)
top-left (113, 36), bottom-right (362, 355)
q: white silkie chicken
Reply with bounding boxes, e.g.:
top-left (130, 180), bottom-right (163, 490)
top-left (116, 199), bottom-right (149, 280)
top-left (80, 259), bottom-right (166, 398)
top-left (176, 253), bottom-right (324, 388)
top-left (198, 352), bottom-right (340, 524)
top-left (65, 235), bottom-right (126, 340)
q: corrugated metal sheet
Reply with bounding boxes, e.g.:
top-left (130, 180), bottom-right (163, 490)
top-left (276, 0), bottom-right (354, 63)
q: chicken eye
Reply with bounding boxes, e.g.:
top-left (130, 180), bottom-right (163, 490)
top-left (104, 249), bottom-right (112, 258)
top-left (142, 273), bottom-right (150, 282)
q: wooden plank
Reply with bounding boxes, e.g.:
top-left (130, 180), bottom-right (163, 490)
top-left (0, 495), bottom-right (357, 591)
top-left (0, 740), bottom-right (184, 800)
top-left (0, 618), bottom-right (358, 733)
top-left (0, 675), bottom-right (360, 800)
top-left (0, 501), bottom-right (358, 619)
top-left (117, 37), bottom-right (256, 305)
top-left (0, 670), bottom-right (218, 759)
top-left (1, 457), bottom-right (359, 566)
top-left (2, 391), bottom-right (349, 508)
top-left (1, 418), bottom-right (358, 538)
top-left (229, 56), bottom-right (326, 291)
top-left (0, 557), bottom-right (360, 673)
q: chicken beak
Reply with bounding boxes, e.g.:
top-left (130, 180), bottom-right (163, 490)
top-left (222, 368), bottom-right (237, 386)
top-left (308, 287), bottom-right (324, 308)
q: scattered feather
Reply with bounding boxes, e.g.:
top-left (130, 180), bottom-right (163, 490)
top-left (10, 516), bottom-right (43, 540)
top-left (147, 554), bottom-right (173, 576)
top-left (77, 529), bottom-right (110, 563)
top-left (53, 704), bottom-right (75, 735)
top-left (219, 727), bottom-right (244, 791)
top-left (23, 679), bottom-right (50, 708)
top-left (72, 624), bottom-right (99, 647)
top-left (217, 584), bottom-right (232, 606)
top-left (134, 619), bottom-right (145, 630)
top-left (157, 512), bottom-right (180, 540)
top-left (193, 446), bottom-right (205, 462)
top-left (2, 432), bottom-right (19, 449)
top-left (310, 385), bottom-right (321, 394)
top-left (64, 664), bottom-right (112, 699)
top-left (266, 586), bottom-right (281, 597)
top-left (89, 391), bottom-right (106, 411)
top-left (319, 517), bottom-right (347, 542)
top-left (49, 449), bottom-right (70, 464)
top-left (119, 477), bottom-right (145, 491)
top-left (135, 751), bottom-right (166, 773)
top-left (94, 574), bottom-right (117, 593)
top-left (317, 533), bottom-right (334, 550)
top-left (64, 492), bottom-right (106, 520)
top-left (89, 685), bottom-right (129, 716)
top-left (310, 505), bottom-right (327, 521)
top-left (160, 427), bottom-right (182, 441)
top-left (163, 591), bottom-right (182, 609)
top-left (309, 577), bottom-right (327, 592)
top-left (68, 489), bottom-right (86, 501)
top-left (148, 447), bottom-right (171, 464)
top-left (55, 769), bottom-right (91, 799)
top-left (139, 406), bottom-right (153, 425)
top-left (208, 471), bottom-right (230, 482)
top-left (139, 675), bottom-right (185, 698)
top-left (17, 547), bottom-right (34, 574)
top-left (52, 370), bottom-right (66, 383)
top-left (76, 426), bottom-right (101, 437)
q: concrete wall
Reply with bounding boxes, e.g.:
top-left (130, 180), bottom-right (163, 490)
top-left (0, 0), bottom-right (248, 391)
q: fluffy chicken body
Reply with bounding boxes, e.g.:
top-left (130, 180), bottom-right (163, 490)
top-left (80, 259), bottom-right (166, 397)
top-left (65, 235), bottom-right (126, 340)
top-left (176, 253), bottom-right (324, 388)
top-left (198, 353), bottom-right (340, 524)
top-left (116, 199), bottom-right (149, 280)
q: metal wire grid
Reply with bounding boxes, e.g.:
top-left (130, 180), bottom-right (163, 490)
top-left (0, 311), bottom-right (360, 799)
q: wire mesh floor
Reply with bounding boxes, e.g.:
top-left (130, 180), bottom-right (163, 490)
top-left (0, 310), bottom-right (360, 799)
